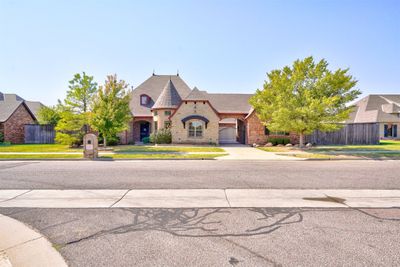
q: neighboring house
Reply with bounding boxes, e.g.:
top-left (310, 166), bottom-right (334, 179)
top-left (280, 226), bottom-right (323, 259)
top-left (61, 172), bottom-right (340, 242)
top-left (0, 92), bottom-right (43, 143)
top-left (346, 94), bottom-right (400, 139)
top-left (119, 74), bottom-right (296, 145)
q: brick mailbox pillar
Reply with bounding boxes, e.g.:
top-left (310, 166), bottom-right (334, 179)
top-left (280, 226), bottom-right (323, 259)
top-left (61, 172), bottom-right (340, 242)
top-left (83, 133), bottom-right (98, 159)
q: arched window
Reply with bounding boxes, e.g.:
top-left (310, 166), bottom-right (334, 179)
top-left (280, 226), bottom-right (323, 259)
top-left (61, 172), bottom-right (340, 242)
top-left (188, 120), bottom-right (203, 138)
top-left (140, 94), bottom-right (151, 105)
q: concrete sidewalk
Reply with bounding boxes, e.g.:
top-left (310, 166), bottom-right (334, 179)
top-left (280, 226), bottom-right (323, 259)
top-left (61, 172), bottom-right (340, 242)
top-left (0, 189), bottom-right (399, 208)
top-left (218, 144), bottom-right (302, 160)
top-left (0, 214), bottom-right (67, 267)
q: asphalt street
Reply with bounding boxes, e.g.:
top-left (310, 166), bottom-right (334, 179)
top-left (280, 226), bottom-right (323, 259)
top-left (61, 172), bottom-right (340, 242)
top-left (0, 160), bottom-right (399, 189)
top-left (1, 207), bottom-right (399, 267)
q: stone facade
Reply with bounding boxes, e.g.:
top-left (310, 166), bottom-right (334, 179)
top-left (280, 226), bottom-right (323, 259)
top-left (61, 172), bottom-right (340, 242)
top-left (171, 101), bottom-right (220, 144)
top-left (3, 104), bottom-right (35, 144)
top-left (153, 109), bottom-right (173, 131)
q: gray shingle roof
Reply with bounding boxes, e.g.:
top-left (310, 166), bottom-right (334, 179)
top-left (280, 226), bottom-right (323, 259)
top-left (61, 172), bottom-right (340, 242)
top-left (346, 94), bottom-right (400, 123)
top-left (152, 80), bottom-right (182, 109)
top-left (183, 87), bottom-right (208, 100)
top-left (183, 87), bottom-right (253, 113)
top-left (0, 92), bottom-right (43, 122)
top-left (129, 75), bottom-right (192, 116)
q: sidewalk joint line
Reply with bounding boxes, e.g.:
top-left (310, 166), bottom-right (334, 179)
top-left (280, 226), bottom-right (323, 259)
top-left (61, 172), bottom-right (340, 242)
top-left (224, 189), bottom-right (231, 208)
top-left (109, 189), bottom-right (130, 207)
top-left (0, 189), bottom-right (32, 203)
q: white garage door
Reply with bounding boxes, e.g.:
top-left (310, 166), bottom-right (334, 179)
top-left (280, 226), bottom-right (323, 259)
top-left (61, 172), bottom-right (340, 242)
top-left (219, 127), bottom-right (237, 143)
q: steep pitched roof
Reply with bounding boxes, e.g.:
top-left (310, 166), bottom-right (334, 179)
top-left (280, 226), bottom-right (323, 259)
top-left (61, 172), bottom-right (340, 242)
top-left (129, 75), bottom-right (191, 116)
top-left (183, 87), bottom-right (208, 100)
top-left (346, 94), bottom-right (400, 123)
top-left (0, 92), bottom-right (43, 122)
top-left (183, 87), bottom-right (253, 114)
top-left (152, 79), bottom-right (182, 109)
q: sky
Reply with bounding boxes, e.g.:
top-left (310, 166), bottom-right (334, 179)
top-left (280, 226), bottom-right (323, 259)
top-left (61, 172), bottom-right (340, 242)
top-left (0, 0), bottom-right (399, 105)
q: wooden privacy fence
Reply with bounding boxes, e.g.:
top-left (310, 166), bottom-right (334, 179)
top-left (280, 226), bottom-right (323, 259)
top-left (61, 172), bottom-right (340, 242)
top-left (305, 123), bottom-right (380, 145)
top-left (24, 124), bottom-right (55, 144)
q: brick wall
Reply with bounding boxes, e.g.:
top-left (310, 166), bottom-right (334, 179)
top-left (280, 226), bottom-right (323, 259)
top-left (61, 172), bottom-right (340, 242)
top-left (245, 111), bottom-right (299, 145)
top-left (4, 104), bottom-right (36, 144)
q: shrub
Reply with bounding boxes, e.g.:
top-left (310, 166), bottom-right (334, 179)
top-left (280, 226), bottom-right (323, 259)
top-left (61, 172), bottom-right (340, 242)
top-left (98, 134), bottom-right (120, 146)
top-left (267, 137), bottom-right (290, 146)
top-left (142, 136), bottom-right (150, 144)
top-left (0, 132), bottom-right (3, 143)
top-left (150, 128), bottom-right (172, 144)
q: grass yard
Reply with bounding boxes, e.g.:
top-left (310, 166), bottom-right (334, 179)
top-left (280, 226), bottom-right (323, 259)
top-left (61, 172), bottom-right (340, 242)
top-left (259, 140), bottom-right (400, 159)
top-left (0, 144), bottom-right (226, 160)
top-left (0, 144), bottom-right (78, 152)
top-left (113, 145), bottom-right (225, 153)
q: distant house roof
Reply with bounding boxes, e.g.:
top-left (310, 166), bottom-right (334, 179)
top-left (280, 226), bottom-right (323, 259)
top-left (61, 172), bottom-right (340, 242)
top-left (346, 94), bottom-right (400, 123)
top-left (0, 92), bottom-right (43, 122)
top-left (152, 80), bottom-right (182, 109)
top-left (129, 75), bottom-right (192, 116)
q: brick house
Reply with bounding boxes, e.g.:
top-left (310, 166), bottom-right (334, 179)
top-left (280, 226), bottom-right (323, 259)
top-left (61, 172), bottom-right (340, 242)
top-left (119, 74), bottom-right (296, 145)
top-left (0, 92), bottom-right (43, 144)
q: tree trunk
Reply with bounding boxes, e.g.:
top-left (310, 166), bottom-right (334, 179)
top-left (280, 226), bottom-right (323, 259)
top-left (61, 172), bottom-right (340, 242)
top-left (299, 133), bottom-right (304, 149)
top-left (104, 136), bottom-right (107, 149)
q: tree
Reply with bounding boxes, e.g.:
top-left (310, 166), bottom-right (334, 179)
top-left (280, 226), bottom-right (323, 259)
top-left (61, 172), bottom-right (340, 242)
top-left (250, 56), bottom-right (361, 147)
top-left (37, 101), bottom-right (62, 126)
top-left (55, 109), bottom-right (86, 147)
top-left (66, 72), bottom-right (98, 114)
top-left (91, 75), bottom-right (132, 148)
top-left (55, 72), bottom-right (97, 146)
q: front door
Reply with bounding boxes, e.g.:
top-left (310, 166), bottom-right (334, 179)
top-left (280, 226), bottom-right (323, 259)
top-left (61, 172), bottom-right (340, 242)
top-left (140, 122), bottom-right (150, 141)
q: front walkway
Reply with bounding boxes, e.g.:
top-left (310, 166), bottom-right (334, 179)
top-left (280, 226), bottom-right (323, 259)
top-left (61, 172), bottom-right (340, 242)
top-left (218, 144), bottom-right (303, 160)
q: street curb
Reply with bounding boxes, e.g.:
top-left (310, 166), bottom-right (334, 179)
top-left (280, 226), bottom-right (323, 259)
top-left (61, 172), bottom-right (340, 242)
top-left (0, 214), bottom-right (68, 267)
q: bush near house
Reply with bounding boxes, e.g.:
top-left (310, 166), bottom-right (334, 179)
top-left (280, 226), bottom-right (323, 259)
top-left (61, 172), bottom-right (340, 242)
top-left (150, 128), bottom-right (172, 144)
top-left (267, 137), bottom-right (290, 145)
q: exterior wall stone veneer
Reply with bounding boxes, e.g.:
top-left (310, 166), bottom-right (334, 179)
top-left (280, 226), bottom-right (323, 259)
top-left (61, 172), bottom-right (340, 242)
top-left (3, 104), bottom-right (35, 144)
top-left (171, 101), bottom-right (220, 144)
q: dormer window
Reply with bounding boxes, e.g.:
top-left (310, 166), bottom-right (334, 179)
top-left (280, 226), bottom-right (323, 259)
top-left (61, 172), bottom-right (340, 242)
top-left (140, 94), bottom-right (151, 105)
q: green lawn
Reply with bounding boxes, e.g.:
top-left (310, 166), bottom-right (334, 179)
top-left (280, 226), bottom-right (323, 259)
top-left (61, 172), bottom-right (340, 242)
top-left (0, 144), bottom-right (224, 153)
top-left (0, 144), bottom-right (78, 152)
top-left (0, 153), bottom-right (227, 160)
top-left (259, 140), bottom-right (400, 159)
top-left (113, 145), bottom-right (225, 153)
top-left (0, 154), bottom-right (82, 159)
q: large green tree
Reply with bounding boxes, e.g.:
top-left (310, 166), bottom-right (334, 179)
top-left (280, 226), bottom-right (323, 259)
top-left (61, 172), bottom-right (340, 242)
top-left (66, 72), bottom-right (98, 114)
top-left (37, 102), bottom-right (62, 126)
top-left (55, 72), bottom-right (97, 146)
top-left (91, 75), bottom-right (132, 147)
top-left (250, 56), bottom-right (361, 147)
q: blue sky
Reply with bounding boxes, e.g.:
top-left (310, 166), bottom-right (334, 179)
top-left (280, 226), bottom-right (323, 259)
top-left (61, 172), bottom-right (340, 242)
top-left (0, 0), bottom-right (399, 105)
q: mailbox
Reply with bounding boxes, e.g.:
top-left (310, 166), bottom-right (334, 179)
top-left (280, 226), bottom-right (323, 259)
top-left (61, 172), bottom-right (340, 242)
top-left (83, 133), bottom-right (98, 159)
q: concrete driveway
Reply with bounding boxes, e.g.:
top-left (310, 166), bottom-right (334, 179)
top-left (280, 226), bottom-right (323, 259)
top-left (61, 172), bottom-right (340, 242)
top-left (218, 144), bottom-right (302, 160)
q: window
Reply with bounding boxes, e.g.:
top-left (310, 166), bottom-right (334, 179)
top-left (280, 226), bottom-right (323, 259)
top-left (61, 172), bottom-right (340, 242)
top-left (384, 124), bottom-right (398, 138)
top-left (154, 122), bottom-right (158, 132)
top-left (164, 121), bottom-right (171, 128)
top-left (154, 111), bottom-right (158, 116)
top-left (188, 121), bottom-right (203, 138)
top-left (164, 110), bottom-right (171, 116)
top-left (140, 95), bottom-right (150, 105)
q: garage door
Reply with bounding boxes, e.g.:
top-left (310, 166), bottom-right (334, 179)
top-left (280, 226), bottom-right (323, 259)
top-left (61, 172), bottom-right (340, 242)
top-left (219, 127), bottom-right (237, 143)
